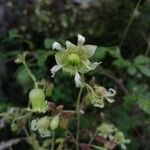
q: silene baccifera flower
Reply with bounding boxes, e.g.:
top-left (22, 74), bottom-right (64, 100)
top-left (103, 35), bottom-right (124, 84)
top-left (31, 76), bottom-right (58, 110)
top-left (86, 85), bottom-right (116, 108)
top-left (31, 115), bottom-right (60, 137)
top-left (98, 122), bottom-right (117, 138)
top-left (114, 131), bottom-right (131, 150)
top-left (50, 34), bottom-right (101, 87)
top-left (97, 123), bottom-right (130, 150)
top-left (28, 88), bottom-right (48, 113)
top-left (31, 116), bottom-right (51, 138)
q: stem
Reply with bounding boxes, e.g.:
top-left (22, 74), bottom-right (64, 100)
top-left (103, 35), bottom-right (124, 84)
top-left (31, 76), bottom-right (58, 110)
top-left (76, 85), bottom-right (84, 150)
top-left (23, 127), bottom-right (30, 138)
top-left (88, 129), bottom-right (99, 145)
top-left (23, 61), bottom-right (38, 88)
top-left (51, 130), bottom-right (55, 150)
top-left (90, 145), bottom-right (104, 150)
top-left (119, 0), bottom-right (142, 48)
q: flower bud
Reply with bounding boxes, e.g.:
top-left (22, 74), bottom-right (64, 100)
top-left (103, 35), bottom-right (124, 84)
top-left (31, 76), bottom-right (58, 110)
top-left (45, 84), bottom-right (54, 97)
top-left (115, 131), bottom-right (125, 142)
top-left (95, 86), bottom-right (107, 97)
top-left (15, 54), bottom-right (23, 64)
top-left (29, 88), bottom-right (45, 109)
top-left (50, 115), bottom-right (59, 130)
top-left (11, 123), bottom-right (17, 132)
top-left (38, 116), bottom-right (50, 130)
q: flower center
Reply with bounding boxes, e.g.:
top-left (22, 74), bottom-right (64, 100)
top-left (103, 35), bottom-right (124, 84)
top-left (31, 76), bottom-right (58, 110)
top-left (67, 53), bottom-right (80, 66)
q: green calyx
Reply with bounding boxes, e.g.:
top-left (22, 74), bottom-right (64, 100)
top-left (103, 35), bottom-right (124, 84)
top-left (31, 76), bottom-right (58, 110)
top-left (29, 88), bottom-right (45, 109)
top-left (115, 131), bottom-right (125, 142)
top-left (67, 53), bottom-right (80, 66)
top-left (38, 116), bottom-right (50, 129)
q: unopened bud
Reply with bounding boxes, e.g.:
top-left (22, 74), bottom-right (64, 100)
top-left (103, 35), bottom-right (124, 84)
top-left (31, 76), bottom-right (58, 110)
top-left (50, 115), bottom-right (59, 130)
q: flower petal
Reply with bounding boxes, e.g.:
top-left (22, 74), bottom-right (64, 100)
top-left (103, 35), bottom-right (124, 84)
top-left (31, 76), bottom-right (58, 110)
top-left (66, 40), bottom-right (75, 48)
top-left (55, 52), bottom-right (68, 65)
top-left (74, 72), bottom-right (82, 87)
top-left (81, 60), bottom-right (101, 72)
top-left (106, 88), bottom-right (116, 97)
top-left (52, 42), bottom-right (63, 51)
top-left (39, 129), bottom-right (51, 137)
top-left (83, 45), bottom-right (97, 58)
top-left (90, 61), bottom-right (101, 70)
top-left (31, 119), bottom-right (38, 131)
top-left (105, 97), bottom-right (115, 103)
top-left (77, 34), bottom-right (85, 45)
top-left (50, 65), bottom-right (62, 77)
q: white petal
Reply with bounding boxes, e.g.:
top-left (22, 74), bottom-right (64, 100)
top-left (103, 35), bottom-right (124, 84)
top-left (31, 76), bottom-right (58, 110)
top-left (77, 34), bottom-right (85, 45)
top-left (83, 60), bottom-right (101, 70)
top-left (91, 61), bottom-right (101, 69)
top-left (66, 40), bottom-right (75, 48)
top-left (106, 88), bottom-right (116, 97)
top-left (83, 45), bottom-right (97, 57)
top-left (31, 119), bottom-right (38, 131)
top-left (105, 97), bottom-right (115, 103)
top-left (50, 65), bottom-right (62, 77)
top-left (74, 72), bottom-right (82, 88)
top-left (121, 144), bottom-right (126, 150)
top-left (39, 129), bottom-right (51, 138)
top-left (94, 103), bottom-right (104, 108)
top-left (52, 42), bottom-right (63, 51)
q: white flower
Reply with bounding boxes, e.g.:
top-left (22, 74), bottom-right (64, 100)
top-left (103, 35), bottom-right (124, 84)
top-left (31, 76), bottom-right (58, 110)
top-left (30, 117), bottom-right (51, 138)
top-left (88, 86), bottom-right (116, 108)
top-left (50, 34), bottom-right (101, 87)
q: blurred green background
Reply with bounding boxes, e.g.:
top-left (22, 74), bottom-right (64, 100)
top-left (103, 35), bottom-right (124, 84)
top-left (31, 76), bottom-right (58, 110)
top-left (0, 0), bottom-right (150, 149)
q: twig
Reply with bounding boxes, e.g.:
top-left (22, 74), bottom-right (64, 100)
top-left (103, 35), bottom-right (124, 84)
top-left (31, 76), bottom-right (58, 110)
top-left (119, 0), bottom-right (142, 48)
top-left (100, 68), bottom-right (128, 94)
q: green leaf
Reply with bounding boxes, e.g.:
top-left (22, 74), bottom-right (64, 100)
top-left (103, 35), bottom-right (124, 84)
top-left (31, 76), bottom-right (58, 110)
top-left (127, 66), bottom-right (137, 75)
top-left (92, 46), bottom-right (108, 60)
top-left (8, 29), bottom-right (22, 39)
top-left (107, 46), bottom-right (121, 58)
top-left (113, 58), bottom-right (131, 69)
top-left (138, 98), bottom-right (150, 114)
top-left (44, 38), bottom-right (54, 49)
top-left (134, 55), bottom-right (150, 65)
top-left (92, 46), bottom-right (121, 60)
top-left (137, 65), bottom-right (150, 77)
